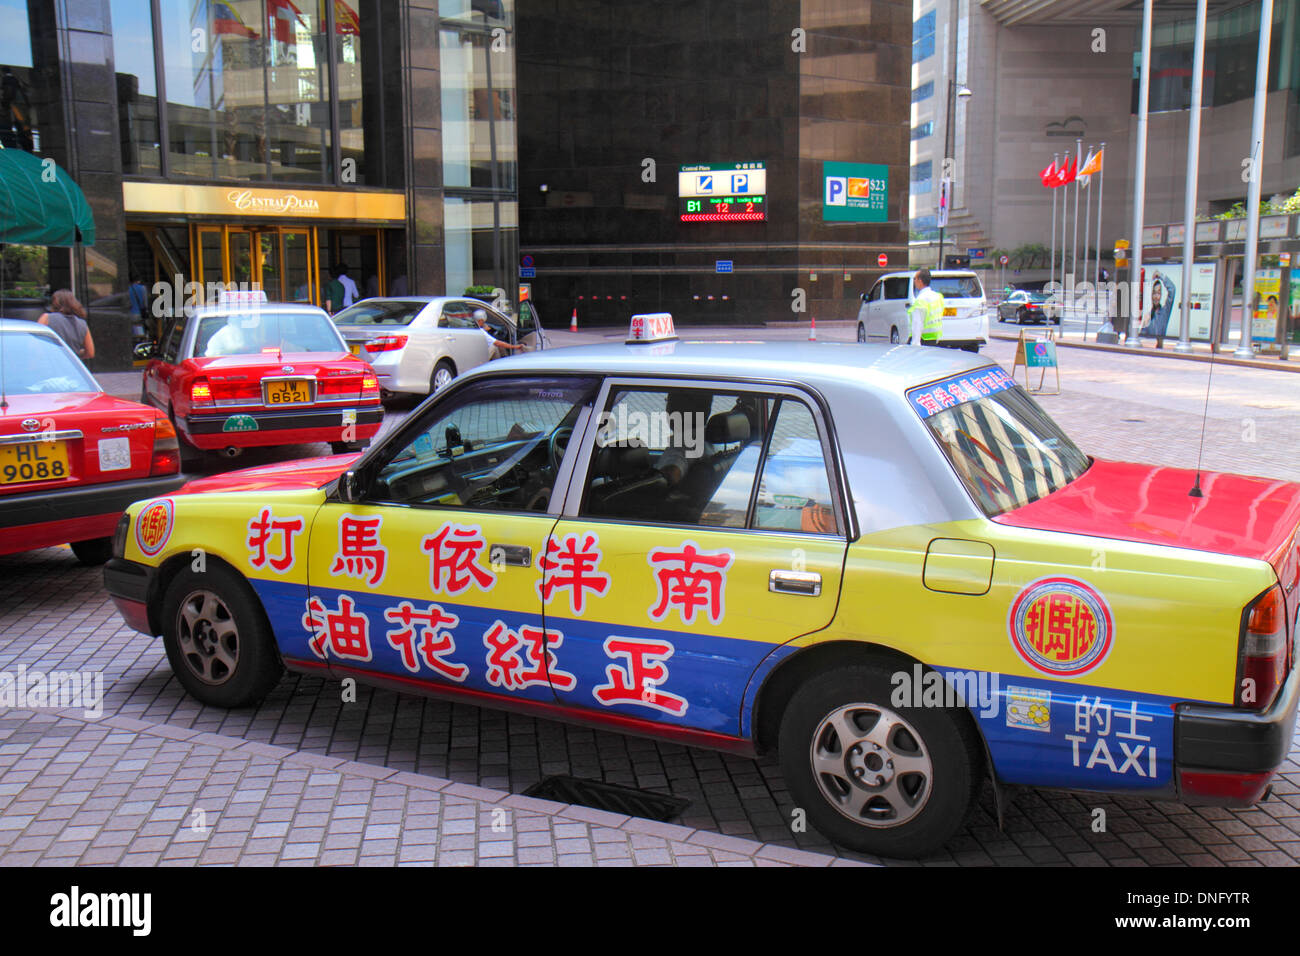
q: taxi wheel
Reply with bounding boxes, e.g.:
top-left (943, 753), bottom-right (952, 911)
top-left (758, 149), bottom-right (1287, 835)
top-left (70, 537), bottom-right (113, 565)
top-left (889, 328), bottom-right (900, 344)
top-left (778, 664), bottom-right (979, 858)
top-left (431, 360), bottom-right (455, 394)
top-left (161, 566), bottom-right (283, 708)
top-left (856, 323), bottom-right (866, 343)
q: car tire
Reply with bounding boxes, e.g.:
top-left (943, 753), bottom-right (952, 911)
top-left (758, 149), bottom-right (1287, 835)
top-left (430, 360), bottom-right (455, 394)
top-left (777, 663), bottom-right (980, 858)
top-left (1016, 308), bottom-right (1026, 325)
top-left (161, 565), bottom-right (284, 708)
top-left (889, 328), bottom-right (900, 344)
top-left (169, 410), bottom-right (204, 470)
top-left (857, 323), bottom-right (866, 343)
top-left (70, 537), bottom-right (113, 565)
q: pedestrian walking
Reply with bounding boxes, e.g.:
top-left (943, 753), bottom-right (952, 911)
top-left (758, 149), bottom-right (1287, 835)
top-left (38, 289), bottom-right (94, 359)
top-left (908, 268), bottom-right (945, 346)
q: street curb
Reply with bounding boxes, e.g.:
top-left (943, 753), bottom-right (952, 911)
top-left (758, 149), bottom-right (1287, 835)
top-left (33, 705), bottom-right (856, 867)
top-left (988, 331), bottom-right (1300, 372)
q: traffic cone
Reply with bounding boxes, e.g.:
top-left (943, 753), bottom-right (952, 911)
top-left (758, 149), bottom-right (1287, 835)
top-left (569, 308), bottom-right (578, 332)
top-left (808, 316), bottom-right (817, 341)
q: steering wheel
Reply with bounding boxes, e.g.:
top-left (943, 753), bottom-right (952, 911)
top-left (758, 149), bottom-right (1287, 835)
top-left (548, 426), bottom-right (573, 472)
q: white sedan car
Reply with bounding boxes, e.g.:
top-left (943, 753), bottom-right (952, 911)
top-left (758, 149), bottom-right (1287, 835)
top-left (333, 296), bottom-right (545, 396)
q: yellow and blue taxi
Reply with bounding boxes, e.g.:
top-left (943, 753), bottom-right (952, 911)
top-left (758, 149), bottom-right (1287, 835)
top-left (103, 315), bottom-right (1300, 856)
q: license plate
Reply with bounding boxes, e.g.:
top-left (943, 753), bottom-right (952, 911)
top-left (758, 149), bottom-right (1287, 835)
top-left (0, 440), bottom-right (69, 485)
top-left (349, 344), bottom-right (362, 356)
top-left (264, 380), bottom-right (312, 405)
top-left (943, 308), bottom-right (957, 317)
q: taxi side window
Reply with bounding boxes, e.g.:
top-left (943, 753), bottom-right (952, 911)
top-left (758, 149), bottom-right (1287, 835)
top-left (581, 387), bottom-right (772, 528)
top-left (161, 320), bottom-right (185, 362)
top-left (751, 399), bottom-right (838, 535)
top-left (441, 302), bottom-right (478, 329)
top-left (366, 376), bottom-right (596, 513)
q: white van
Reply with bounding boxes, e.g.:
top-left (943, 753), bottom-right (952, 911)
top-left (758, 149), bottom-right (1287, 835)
top-left (855, 270), bottom-right (989, 352)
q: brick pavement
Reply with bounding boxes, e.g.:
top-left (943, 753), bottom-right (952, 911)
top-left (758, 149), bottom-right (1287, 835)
top-left (0, 332), bottom-right (1295, 866)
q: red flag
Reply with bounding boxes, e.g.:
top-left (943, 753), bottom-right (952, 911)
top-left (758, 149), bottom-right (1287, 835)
top-left (1056, 156), bottom-right (1077, 186)
top-left (1039, 159), bottom-right (1059, 188)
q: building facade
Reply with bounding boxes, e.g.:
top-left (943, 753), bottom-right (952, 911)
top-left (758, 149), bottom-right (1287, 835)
top-left (0, 0), bottom-right (521, 366)
top-left (516, 0), bottom-right (913, 325)
top-left (911, 0), bottom-right (1300, 274)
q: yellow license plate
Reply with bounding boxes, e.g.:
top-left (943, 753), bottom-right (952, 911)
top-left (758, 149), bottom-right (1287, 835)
top-left (264, 380), bottom-right (312, 405)
top-left (0, 440), bottom-right (69, 485)
top-left (943, 308), bottom-right (957, 317)
top-left (349, 344), bottom-right (362, 356)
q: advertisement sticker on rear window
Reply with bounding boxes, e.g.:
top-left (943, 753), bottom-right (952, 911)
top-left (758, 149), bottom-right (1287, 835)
top-left (907, 367), bottom-right (1015, 418)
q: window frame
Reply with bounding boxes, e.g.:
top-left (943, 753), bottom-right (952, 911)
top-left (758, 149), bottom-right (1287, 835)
top-left (559, 376), bottom-right (849, 540)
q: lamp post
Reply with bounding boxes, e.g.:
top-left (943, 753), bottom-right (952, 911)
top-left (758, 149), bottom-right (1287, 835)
top-left (936, 81), bottom-right (972, 268)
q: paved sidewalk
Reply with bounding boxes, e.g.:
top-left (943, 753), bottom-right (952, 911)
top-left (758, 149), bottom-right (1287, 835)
top-left (0, 707), bottom-right (853, 867)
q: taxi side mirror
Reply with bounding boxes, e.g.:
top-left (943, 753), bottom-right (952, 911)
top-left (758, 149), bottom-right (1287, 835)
top-left (134, 341), bottom-right (157, 360)
top-left (338, 470), bottom-right (362, 503)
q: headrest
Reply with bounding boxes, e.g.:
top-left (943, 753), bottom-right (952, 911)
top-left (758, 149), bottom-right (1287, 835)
top-left (594, 444), bottom-right (650, 477)
top-left (706, 411), bottom-right (750, 444)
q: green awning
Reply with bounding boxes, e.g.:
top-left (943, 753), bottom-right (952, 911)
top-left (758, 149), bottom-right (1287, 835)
top-left (0, 147), bottom-right (96, 247)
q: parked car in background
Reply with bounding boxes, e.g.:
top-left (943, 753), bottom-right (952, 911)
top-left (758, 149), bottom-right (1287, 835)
top-left (0, 319), bottom-right (183, 564)
top-left (333, 296), bottom-right (545, 398)
top-left (997, 290), bottom-right (1059, 325)
top-left (139, 292), bottom-right (382, 467)
top-left (857, 270), bottom-right (989, 352)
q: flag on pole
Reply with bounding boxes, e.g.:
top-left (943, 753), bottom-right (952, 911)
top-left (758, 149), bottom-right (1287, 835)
top-left (269, 0), bottom-right (307, 44)
top-left (1055, 156), bottom-right (1078, 187)
top-left (1040, 159), bottom-right (1059, 188)
top-left (213, 0), bottom-right (258, 38)
top-left (1079, 148), bottom-right (1103, 186)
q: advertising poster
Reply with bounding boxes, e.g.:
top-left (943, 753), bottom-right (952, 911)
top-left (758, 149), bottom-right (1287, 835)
top-left (1251, 268), bottom-right (1300, 343)
top-left (1138, 262), bottom-right (1216, 341)
top-left (822, 162), bottom-right (889, 222)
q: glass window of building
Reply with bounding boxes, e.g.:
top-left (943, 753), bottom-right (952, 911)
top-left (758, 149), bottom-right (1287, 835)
top-left (911, 121), bottom-right (934, 140)
top-left (111, 0), bottom-right (162, 175)
top-left (0, 0), bottom-right (37, 152)
top-left (912, 81), bottom-right (934, 103)
top-left (913, 11), bottom-right (936, 64)
top-left (911, 160), bottom-right (932, 195)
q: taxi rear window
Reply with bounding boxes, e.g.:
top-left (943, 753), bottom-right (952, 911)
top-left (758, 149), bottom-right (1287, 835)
top-left (929, 276), bottom-right (982, 298)
top-left (333, 301), bottom-right (425, 326)
top-left (908, 368), bottom-right (1089, 515)
top-left (0, 329), bottom-right (98, 394)
top-left (196, 311), bottom-right (345, 357)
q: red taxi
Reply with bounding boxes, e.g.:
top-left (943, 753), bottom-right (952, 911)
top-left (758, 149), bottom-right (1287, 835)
top-left (0, 319), bottom-right (183, 564)
top-left (139, 292), bottom-right (382, 466)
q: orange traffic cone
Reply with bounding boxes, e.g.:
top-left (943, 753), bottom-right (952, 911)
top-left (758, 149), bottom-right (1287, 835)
top-left (808, 316), bottom-right (817, 341)
top-left (569, 308), bottom-right (578, 332)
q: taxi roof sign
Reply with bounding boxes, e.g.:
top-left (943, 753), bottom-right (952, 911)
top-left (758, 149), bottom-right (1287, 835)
top-left (217, 287), bottom-right (269, 306)
top-left (627, 312), bottom-right (677, 344)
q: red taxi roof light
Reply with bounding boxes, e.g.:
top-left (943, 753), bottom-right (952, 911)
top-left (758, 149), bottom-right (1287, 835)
top-left (367, 334), bottom-right (407, 352)
top-left (1236, 584), bottom-right (1288, 711)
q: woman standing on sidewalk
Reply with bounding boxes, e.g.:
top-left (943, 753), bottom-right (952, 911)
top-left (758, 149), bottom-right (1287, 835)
top-left (38, 289), bottom-right (95, 360)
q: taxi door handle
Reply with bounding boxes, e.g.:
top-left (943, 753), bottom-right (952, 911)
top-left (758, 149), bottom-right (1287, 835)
top-left (490, 544), bottom-right (532, 568)
top-left (769, 570), bottom-right (822, 597)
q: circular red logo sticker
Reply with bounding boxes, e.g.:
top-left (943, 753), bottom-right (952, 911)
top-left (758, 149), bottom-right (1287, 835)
top-left (1007, 576), bottom-right (1114, 677)
top-left (135, 498), bottom-right (174, 557)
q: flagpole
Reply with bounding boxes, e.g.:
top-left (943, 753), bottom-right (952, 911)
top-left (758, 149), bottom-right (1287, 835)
top-left (1176, 0), bottom-right (1208, 354)
top-left (1060, 154), bottom-right (1068, 305)
top-left (1083, 144), bottom-right (1093, 337)
top-left (1050, 152), bottom-right (1058, 294)
top-left (1072, 137), bottom-right (1081, 293)
top-left (1096, 142), bottom-right (1106, 328)
top-left (1234, 0), bottom-right (1275, 358)
top-left (1127, 0), bottom-right (1154, 348)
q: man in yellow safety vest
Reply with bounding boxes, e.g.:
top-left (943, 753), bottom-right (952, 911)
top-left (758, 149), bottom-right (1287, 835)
top-left (907, 269), bottom-right (945, 346)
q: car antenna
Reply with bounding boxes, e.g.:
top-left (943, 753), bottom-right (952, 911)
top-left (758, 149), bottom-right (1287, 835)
top-left (1187, 302), bottom-right (1225, 500)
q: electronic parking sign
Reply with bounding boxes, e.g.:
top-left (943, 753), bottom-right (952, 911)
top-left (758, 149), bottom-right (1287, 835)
top-left (678, 163), bottom-right (767, 222)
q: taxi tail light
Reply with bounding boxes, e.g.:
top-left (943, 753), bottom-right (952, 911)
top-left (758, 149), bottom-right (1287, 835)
top-left (1235, 584), bottom-right (1288, 711)
top-left (1178, 769), bottom-right (1274, 806)
top-left (190, 377), bottom-right (213, 406)
top-left (361, 374), bottom-right (379, 395)
top-left (150, 416), bottom-right (180, 476)
top-left (366, 334), bottom-right (407, 352)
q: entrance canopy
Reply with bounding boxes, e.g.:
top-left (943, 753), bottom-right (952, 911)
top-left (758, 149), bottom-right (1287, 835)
top-left (0, 147), bottom-right (96, 247)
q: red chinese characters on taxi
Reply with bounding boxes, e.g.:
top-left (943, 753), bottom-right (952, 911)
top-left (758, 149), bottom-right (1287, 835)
top-left (330, 513), bottom-right (388, 587)
top-left (302, 594), bottom-right (372, 662)
top-left (384, 600), bottom-right (468, 682)
top-left (483, 621), bottom-right (576, 692)
top-left (593, 636), bottom-right (688, 716)
top-left (537, 532), bottom-right (611, 615)
top-left (247, 508), bottom-right (305, 574)
top-left (421, 523), bottom-right (496, 595)
top-left (646, 541), bottom-right (734, 627)
top-left (1008, 577), bottom-right (1115, 678)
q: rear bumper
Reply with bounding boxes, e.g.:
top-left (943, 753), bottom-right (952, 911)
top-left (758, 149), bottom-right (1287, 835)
top-left (0, 473), bottom-right (187, 553)
top-left (1174, 667), bottom-right (1300, 805)
top-left (104, 557), bottom-right (158, 635)
top-left (182, 405), bottom-right (383, 449)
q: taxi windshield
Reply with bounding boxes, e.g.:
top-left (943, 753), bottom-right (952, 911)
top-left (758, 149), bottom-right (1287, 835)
top-left (0, 329), bottom-right (98, 394)
top-left (910, 369), bottom-right (1089, 515)
top-left (195, 311), bottom-right (345, 357)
